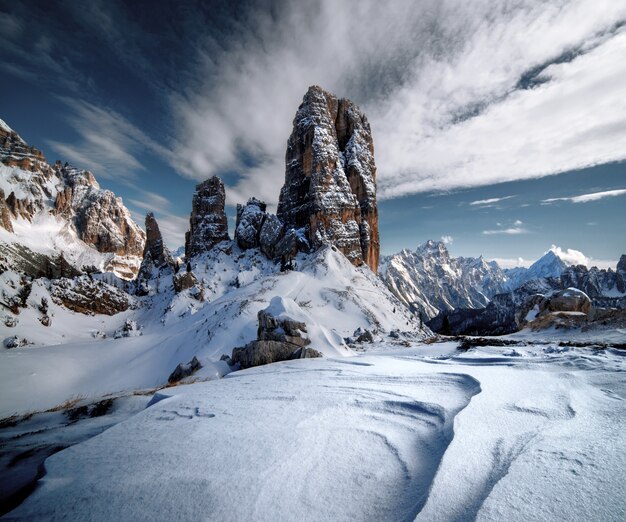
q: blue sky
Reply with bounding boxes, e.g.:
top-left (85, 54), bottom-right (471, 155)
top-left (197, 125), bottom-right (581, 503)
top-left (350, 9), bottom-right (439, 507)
top-left (1, 0), bottom-right (625, 267)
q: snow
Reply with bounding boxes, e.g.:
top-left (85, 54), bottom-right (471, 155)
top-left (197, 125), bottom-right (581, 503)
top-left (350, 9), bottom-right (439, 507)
top-left (6, 340), bottom-right (625, 520)
top-left (0, 246), bottom-right (421, 418)
top-left (0, 118), bottom-right (13, 133)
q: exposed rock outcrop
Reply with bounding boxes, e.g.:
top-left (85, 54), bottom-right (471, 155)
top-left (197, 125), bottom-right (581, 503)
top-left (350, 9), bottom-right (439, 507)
top-left (0, 189), bottom-right (13, 232)
top-left (168, 356), bottom-right (202, 384)
top-left (173, 270), bottom-right (199, 293)
top-left (235, 198), bottom-right (267, 250)
top-left (277, 85), bottom-right (379, 272)
top-left (185, 176), bottom-right (229, 257)
top-left (139, 213), bottom-right (174, 276)
top-left (231, 301), bottom-right (322, 369)
top-left (50, 277), bottom-right (132, 315)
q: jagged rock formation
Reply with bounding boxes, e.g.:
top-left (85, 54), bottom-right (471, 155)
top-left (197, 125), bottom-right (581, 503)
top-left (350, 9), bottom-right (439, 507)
top-left (50, 277), bottom-right (132, 315)
top-left (173, 270), bottom-right (199, 293)
top-left (0, 118), bottom-right (145, 278)
top-left (0, 189), bottom-right (13, 232)
top-left (380, 240), bottom-right (511, 319)
top-left (235, 198), bottom-right (267, 250)
top-left (232, 301), bottom-right (322, 369)
top-left (139, 213), bottom-right (174, 276)
top-left (185, 176), bottom-right (229, 257)
top-left (277, 85), bottom-right (379, 272)
top-left (168, 356), bottom-right (202, 384)
top-left (560, 262), bottom-right (626, 298)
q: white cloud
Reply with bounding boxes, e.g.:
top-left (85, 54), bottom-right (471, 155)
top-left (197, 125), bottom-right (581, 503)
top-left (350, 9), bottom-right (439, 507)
top-left (483, 220), bottom-right (528, 235)
top-left (542, 188), bottom-right (626, 204)
top-left (441, 235), bottom-right (453, 244)
top-left (549, 245), bottom-right (588, 266)
top-left (489, 257), bottom-right (531, 269)
top-left (169, 0), bottom-right (626, 205)
top-left (469, 195), bottom-right (516, 206)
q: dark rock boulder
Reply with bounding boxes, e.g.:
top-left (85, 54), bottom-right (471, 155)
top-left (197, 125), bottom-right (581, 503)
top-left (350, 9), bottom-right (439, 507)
top-left (231, 301), bottom-right (322, 369)
top-left (173, 271), bottom-right (198, 293)
top-left (168, 356), bottom-right (202, 384)
top-left (185, 176), bottom-right (229, 257)
top-left (277, 85), bottom-right (379, 272)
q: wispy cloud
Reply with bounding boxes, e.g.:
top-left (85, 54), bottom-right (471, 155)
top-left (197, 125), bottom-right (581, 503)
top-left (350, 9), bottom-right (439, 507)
top-left (489, 257), bottom-right (531, 269)
top-left (441, 235), bottom-right (453, 244)
top-left (542, 188), bottom-right (626, 204)
top-left (469, 195), bottom-right (516, 206)
top-left (169, 0), bottom-right (626, 204)
top-left (47, 98), bottom-right (176, 181)
top-left (483, 220), bottom-right (529, 235)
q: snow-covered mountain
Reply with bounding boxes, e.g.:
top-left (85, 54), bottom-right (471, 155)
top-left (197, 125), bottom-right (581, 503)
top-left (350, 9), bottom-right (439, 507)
top-left (1, 86), bottom-right (428, 418)
top-left (0, 118), bottom-right (145, 279)
top-left (505, 249), bottom-right (568, 288)
top-left (380, 240), bottom-right (511, 319)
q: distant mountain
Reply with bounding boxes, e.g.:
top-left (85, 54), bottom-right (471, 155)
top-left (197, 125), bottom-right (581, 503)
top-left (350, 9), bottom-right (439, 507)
top-left (427, 256), bottom-right (626, 336)
top-left (504, 250), bottom-right (568, 288)
top-left (379, 240), bottom-right (511, 319)
top-left (0, 118), bottom-right (145, 278)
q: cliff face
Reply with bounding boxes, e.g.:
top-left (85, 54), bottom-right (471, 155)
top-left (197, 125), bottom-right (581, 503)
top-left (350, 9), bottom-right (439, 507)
top-left (185, 176), bottom-right (229, 257)
top-left (277, 86), bottom-right (379, 272)
top-left (0, 118), bottom-right (145, 278)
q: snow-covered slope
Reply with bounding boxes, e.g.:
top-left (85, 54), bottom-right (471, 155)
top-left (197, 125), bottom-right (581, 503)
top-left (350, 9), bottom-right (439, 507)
top-left (7, 341), bottom-right (625, 521)
top-left (380, 240), bottom-right (511, 319)
top-left (0, 244), bottom-right (426, 417)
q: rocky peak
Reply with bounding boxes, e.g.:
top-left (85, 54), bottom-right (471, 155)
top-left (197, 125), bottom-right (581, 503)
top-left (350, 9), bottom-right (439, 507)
top-left (277, 85), bottom-right (379, 272)
top-left (0, 119), bottom-right (47, 171)
top-left (185, 176), bottom-right (229, 257)
top-left (416, 240), bottom-right (449, 261)
top-left (0, 117), bottom-right (145, 277)
top-left (617, 255), bottom-right (626, 274)
top-left (140, 212), bottom-right (174, 276)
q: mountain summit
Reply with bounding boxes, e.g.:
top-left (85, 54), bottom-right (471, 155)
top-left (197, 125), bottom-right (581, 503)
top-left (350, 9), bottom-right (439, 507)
top-left (277, 85), bottom-right (379, 272)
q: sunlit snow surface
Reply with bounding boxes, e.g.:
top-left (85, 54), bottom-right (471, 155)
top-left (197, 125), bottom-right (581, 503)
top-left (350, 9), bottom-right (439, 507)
top-left (7, 341), bottom-right (625, 521)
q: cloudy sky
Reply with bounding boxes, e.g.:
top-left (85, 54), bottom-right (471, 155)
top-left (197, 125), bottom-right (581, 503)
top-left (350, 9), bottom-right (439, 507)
top-left (1, 0), bottom-right (624, 267)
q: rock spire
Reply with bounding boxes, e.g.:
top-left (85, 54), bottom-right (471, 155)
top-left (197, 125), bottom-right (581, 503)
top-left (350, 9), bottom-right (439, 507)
top-left (277, 85), bottom-right (379, 272)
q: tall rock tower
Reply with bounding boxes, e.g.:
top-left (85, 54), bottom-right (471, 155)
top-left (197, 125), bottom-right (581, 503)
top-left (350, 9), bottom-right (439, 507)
top-left (277, 86), bottom-right (379, 272)
top-left (185, 176), bottom-right (229, 257)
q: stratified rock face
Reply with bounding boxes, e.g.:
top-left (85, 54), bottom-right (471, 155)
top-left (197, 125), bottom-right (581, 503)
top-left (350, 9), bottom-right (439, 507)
top-left (0, 189), bottom-right (13, 232)
top-left (63, 165), bottom-right (145, 256)
top-left (185, 176), bottom-right (229, 257)
top-left (140, 212), bottom-right (173, 275)
top-left (277, 85), bottom-right (379, 272)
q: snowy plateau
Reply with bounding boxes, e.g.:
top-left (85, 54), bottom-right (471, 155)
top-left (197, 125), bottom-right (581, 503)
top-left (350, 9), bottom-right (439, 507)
top-left (1, 86), bottom-right (625, 522)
